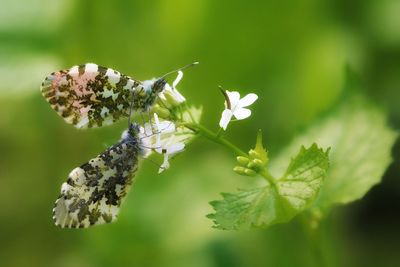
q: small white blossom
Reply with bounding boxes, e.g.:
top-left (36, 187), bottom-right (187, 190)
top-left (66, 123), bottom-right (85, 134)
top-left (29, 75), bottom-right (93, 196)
top-left (139, 113), bottom-right (190, 173)
top-left (219, 90), bottom-right (258, 130)
top-left (153, 113), bottom-right (175, 149)
top-left (158, 71), bottom-right (186, 107)
top-left (158, 135), bottom-right (185, 173)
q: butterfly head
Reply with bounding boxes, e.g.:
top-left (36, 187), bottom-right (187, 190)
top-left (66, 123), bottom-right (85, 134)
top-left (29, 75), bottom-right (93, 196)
top-left (127, 123), bottom-right (140, 138)
top-left (121, 123), bottom-right (141, 144)
top-left (152, 78), bottom-right (167, 94)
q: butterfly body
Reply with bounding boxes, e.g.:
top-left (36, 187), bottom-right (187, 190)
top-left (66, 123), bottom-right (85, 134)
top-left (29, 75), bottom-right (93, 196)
top-left (41, 63), bottom-right (165, 128)
top-left (53, 123), bottom-right (142, 228)
top-left (131, 78), bottom-right (167, 112)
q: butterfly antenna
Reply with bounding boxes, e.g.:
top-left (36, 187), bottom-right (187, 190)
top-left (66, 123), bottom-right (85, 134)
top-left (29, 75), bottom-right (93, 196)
top-left (159, 61), bottom-right (199, 80)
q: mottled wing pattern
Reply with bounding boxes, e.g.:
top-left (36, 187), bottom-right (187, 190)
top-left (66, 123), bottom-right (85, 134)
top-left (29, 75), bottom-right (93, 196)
top-left (53, 132), bottom-right (140, 228)
top-left (41, 63), bottom-right (140, 128)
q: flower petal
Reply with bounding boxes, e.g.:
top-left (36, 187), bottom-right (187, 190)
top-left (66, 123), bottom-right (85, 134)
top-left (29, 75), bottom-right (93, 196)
top-left (233, 107), bottom-right (251, 120)
top-left (152, 113), bottom-right (162, 149)
top-left (138, 126), bottom-right (154, 157)
top-left (172, 71), bottom-right (183, 89)
top-left (153, 112), bottom-right (160, 126)
top-left (219, 109), bottom-right (233, 130)
top-left (171, 88), bottom-right (186, 103)
top-left (159, 154), bottom-right (170, 173)
top-left (157, 121), bottom-right (175, 133)
top-left (225, 90), bottom-right (241, 107)
top-left (238, 93), bottom-right (258, 107)
top-left (167, 142), bottom-right (185, 155)
top-left (143, 122), bottom-right (154, 136)
top-left (160, 82), bottom-right (186, 105)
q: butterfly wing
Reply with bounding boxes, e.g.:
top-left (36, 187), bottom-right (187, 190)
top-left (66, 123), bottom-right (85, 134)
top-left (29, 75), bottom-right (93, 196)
top-left (53, 139), bottom-right (140, 228)
top-left (41, 63), bottom-right (140, 128)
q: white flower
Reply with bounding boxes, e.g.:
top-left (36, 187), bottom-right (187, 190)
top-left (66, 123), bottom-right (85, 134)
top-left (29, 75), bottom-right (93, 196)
top-left (139, 113), bottom-right (174, 155)
top-left (139, 113), bottom-right (189, 173)
top-left (158, 135), bottom-right (185, 173)
top-left (141, 71), bottom-right (185, 108)
top-left (158, 71), bottom-right (186, 107)
top-left (153, 113), bottom-right (175, 149)
top-left (219, 90), bottom-right (258, 130)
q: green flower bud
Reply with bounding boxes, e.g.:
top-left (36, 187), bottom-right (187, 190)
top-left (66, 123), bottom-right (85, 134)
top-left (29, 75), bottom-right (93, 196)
top-left (233, 166), bottom-right (247, 175)
top-left (247, 161), bottom-right (256, 169)
top-left (248, 149), bottom-right (261, 159)
top-left (251, 159), bottom-right (264, 168)
top-left (244, 168), bottom-right (257, 176)
top-left (164, 91), bottom-right (182, 107)
top-left (247, 159), bottom-right (264, 170)
top-left (236, 156), bottom-right (250, 166)
top-left (151, 104), bottom-right (171, 119)
top-left (234, 166), bottom-right (257, 177)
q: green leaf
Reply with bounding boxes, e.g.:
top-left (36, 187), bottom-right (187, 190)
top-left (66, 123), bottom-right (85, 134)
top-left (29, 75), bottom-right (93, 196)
top-left (208, 144), bottom-right (329, 230)
top-left (270, 92), bottom-right (398, 212)
top-left (278, 144), bottom-right (330, 211)
top-left (207, 187), bottom-right (278, 230)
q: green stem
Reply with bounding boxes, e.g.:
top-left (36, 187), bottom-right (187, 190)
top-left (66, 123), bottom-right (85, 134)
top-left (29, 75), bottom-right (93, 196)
top-left (260, 169), bottom-right (276, 186)
top-left (299, 214), bottom-right (326, 267)
top-left (183, 122), bottom-right (247, 157)
top-left (183, 122), bottom-right (278, 187)
top-left (216, 127), bottom-right (223, 138)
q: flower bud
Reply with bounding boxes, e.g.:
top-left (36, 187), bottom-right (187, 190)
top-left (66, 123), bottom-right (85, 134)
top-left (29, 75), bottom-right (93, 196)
top-left (246, 159), bottom-right (264, 171)
top-left (236, 156), bottom-right (250, 166)
top-left (233, 166), bottom-right (247, 175)
top-left (247, 159), bottom-right (264, 170)
top-left (248, 149), bottom-right (261, 159)
top-left (151, 104), bottom-right (170, 119)
top-left (164, 92), bottom-right (182, 107)
top-left (244, 168), bottom-right (257, 176)
top-left (234, 166), bottom-right (257, 177)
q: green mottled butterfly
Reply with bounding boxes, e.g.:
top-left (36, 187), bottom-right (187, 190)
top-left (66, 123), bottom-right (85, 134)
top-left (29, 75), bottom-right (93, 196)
top-left (41, 62), bottom-right (197, 128)
top-left (53, 123), bottom-right (145, 228)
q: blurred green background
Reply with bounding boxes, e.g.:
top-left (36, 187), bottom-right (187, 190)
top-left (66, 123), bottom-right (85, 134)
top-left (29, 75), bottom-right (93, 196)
top-left (1, 0), bottom-right (399, 266)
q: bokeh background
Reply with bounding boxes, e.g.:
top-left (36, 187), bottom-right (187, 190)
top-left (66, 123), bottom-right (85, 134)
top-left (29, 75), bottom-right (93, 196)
top-left (1, 0), bottom-right (399, 266)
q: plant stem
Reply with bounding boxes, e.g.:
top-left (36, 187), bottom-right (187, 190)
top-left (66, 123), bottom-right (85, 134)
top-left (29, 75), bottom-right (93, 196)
top-left (216, 127), bottom-right (223, 138)
top-left (183, 122), bottom-right (247, 157)
top-left (260, 169), bottom-right (276, 186)
top-left (183, 122), bottom-right (279, 186)
top-left (298, 214), bottom-right (326, 267)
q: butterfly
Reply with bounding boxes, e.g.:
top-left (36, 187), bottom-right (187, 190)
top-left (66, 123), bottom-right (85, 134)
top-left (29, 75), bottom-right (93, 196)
top-left (53, 123), bottom-right (143, 228)
top-left (45, 63), bottom-right (196, 228)
top-left (41, 62), bottom-right (197, 128)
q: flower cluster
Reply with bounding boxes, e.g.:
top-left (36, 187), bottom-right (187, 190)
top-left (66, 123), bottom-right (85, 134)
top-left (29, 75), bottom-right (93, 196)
top-left (139, 113), bottom-right (194, 173)
top-left (141, 71), bottom-right (197, 172)
top-left (144, 68), bottom-right (258, 174)
top-left (233, 131), bottom-right (268, 177)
